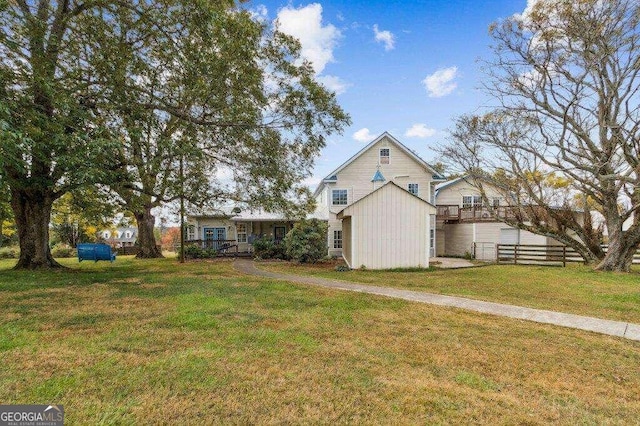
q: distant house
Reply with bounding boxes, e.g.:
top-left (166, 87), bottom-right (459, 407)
top-left (101, 227), bottom-right (137, 248)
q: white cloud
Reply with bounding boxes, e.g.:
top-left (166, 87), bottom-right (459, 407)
top-left (405, 123), bottom-right (437, 138)
top-left (302, 176), bottom-right (322, 187)
top-left (422, 66), bottom-right (458, 98)
top-left (373, 24), bottom-right (395, 51)
top-left (250, 4), bottom-right (268, 22)
top-left (316, 75), bottom-right (349, 95)
top-left (276, 4), bottom-right (341, 74)
top-left (353, 128), bottom-right (376, 143)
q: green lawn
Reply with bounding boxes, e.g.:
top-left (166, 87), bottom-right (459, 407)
top-left (260, 261), bottom-right (640, 323)
top-left (1, 257), bottom-right (639, 424)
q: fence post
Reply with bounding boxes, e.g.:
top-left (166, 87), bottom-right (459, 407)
top-left (514, 244), bottom-right (518, 265)
top-left (563, 245), bottom-right (566, 267)
top-left (496, 244), bottom-right (500, 263)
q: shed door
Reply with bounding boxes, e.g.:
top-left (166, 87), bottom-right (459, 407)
top-left (500, 228), bottom-right (520, 245)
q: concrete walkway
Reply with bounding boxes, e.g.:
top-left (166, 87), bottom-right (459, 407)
top-left (234, 259), bottom-right (640, 342)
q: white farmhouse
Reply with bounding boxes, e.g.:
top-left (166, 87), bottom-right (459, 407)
top-left (313, 132), bottom-right (442, 268)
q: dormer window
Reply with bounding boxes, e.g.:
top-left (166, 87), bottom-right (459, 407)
top-left (379, 148), bottom-right (390, 164)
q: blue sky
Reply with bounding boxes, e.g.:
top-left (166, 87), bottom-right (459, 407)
top-left (246, 0), bottom-right (529, 187)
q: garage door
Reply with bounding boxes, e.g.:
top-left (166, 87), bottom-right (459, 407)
top-left (500, 228), bottom-right (520, 245)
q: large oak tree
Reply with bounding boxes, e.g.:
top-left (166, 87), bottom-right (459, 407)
top-left (440, 0), bottom-right (640, 271)
top-left (0, 1), bottom-right (349, 267)
top-left (103, 7), bottom-right (349, 258)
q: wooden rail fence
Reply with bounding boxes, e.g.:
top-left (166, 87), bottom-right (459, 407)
top-left (496, 244), bottom-right (640, 266)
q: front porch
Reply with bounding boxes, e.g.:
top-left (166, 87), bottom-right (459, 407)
top-left (186, 219), bottom-right (295, 254)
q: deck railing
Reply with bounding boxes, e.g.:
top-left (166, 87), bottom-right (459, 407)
top-left (437, 205), bottom-right (518, 222)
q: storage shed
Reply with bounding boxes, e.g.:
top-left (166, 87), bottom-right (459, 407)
top-left (337, 182), bottom-right (436, 269)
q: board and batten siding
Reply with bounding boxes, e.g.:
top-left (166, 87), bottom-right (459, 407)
top-left (342, 217), bottom-right (352, 267)
top-left (339, 183), bottom-right (435, 269)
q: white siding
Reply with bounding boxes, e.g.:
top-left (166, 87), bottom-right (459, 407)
top-left (436, 227), bottom-right (446, 256)
top-left (319, 134), bottom-right (438, 258)
top-left (326, 135), bottom-right (436, 215)
top-left (443, 223), bottom-right (474, 256)
top-left (520, 230), bottom-right (548, 245)
top-left (340, 183), bottom-right (434, 269)
top-left (342, 217), bottom-right (352, 267)
top-left (436, 179), bottom-right (504, 206)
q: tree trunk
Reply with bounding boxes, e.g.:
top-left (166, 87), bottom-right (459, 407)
top-left (134, 206), bottom-right (163, 258)
top-left (11, 189), bottom-right (62, 269)
top-left (595, 236), bottom-right (638, 272)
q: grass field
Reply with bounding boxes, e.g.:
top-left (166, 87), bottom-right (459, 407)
top-left (1, 257), bottom-right (640, 424)
top-left (260, 261), bottom-right (640, 324)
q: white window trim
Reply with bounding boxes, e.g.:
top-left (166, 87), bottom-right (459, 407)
top-left (333, 230), bottom-right (343, 249)
top-left (462, 195), bottom-right (482, 209)
top-left (237, 224), bottom-right (247, 243)
top-left (332, 189), bottom-right (348, 206)
top-left (379, 148), bottom-right (390, 164)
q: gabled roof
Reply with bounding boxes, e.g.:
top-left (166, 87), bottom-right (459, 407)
top-left (314, 132), bottom-right (445, 196)
top-left (435, 174), bottom-right (515, 198)
top-left (434, 175), bottom-right (471, 194)
top-left (337, 181), bottom-right (436, 219)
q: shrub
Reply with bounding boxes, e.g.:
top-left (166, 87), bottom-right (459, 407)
top-left (0, 246), bottom-right (18, 259)
top-left (51, 244), bottom-right (76, 258)
top-left (184, 244), bottom-right (217, 259)
top-left (252, 236), bottom-right (287, 260)
top-left (252, 236), bottom-right (274, 258)
top-left (282, 219), bottom-right (328, 263)
top-left (334, 265), bottom-right (350, 272)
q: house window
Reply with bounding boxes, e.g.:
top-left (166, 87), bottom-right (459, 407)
top-left (408, 183), bottom-right (419, 195)
top-left (380, 148), bottom-right (390, 164)
top-left (332, 189), bottom-right (348, 205)
top-left (186, 226), bottom-right (195, 240)
top-left (491, 197), bottom-right (501, 207)
top-left (333, 230), bottom-right (342, 249)
top-left (462, 195), bottom-right (482, 209)
top-left (237, 223), bottom-right (247, 243)
top-left (125, 231), bottom-right (131, 238)
top-left (103, 231), bottom-right (110, 239)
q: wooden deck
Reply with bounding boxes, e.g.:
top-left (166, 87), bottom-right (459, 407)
top-left (436, 205), bottom-right (517, 223)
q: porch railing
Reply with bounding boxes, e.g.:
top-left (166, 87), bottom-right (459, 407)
top-left (186, 239), bottom-right (238, 252)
